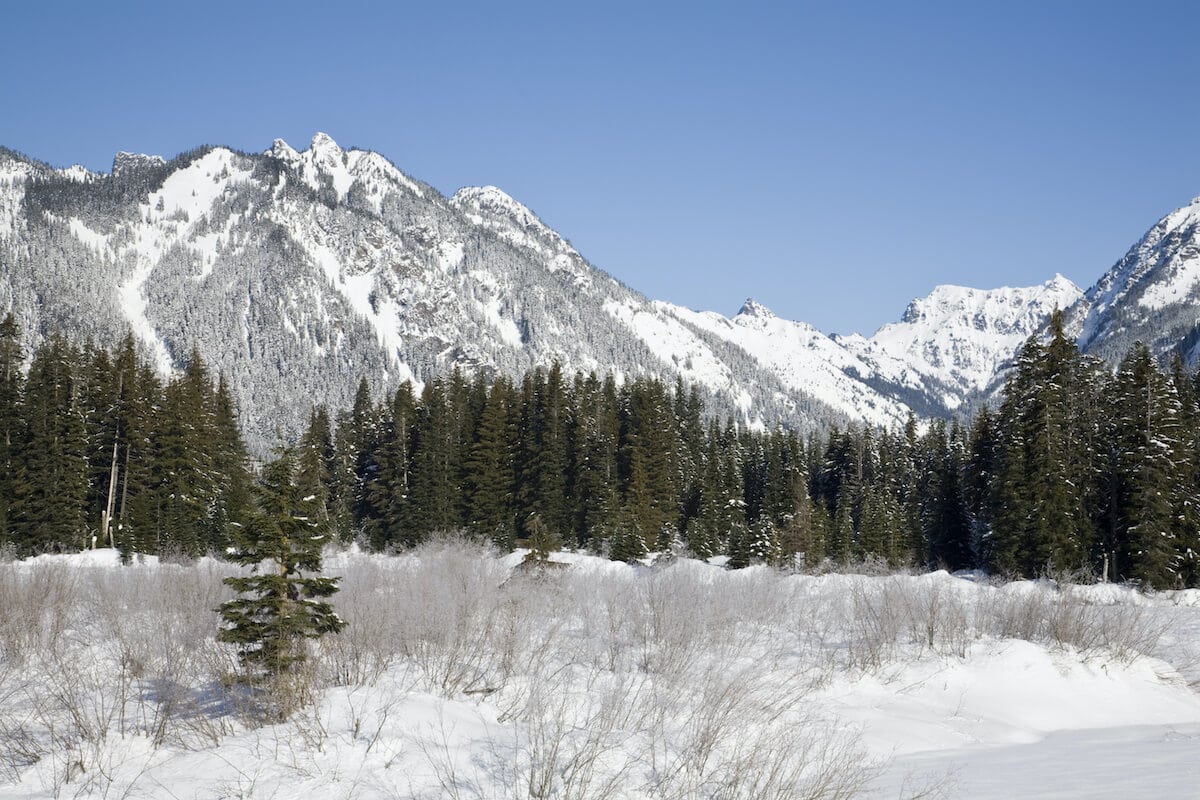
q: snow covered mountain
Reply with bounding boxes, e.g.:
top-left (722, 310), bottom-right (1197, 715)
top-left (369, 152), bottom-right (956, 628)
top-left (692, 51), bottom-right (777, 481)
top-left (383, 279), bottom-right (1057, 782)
top-left (0, 136), bottom-right (826, 450)
top-left (0, 134), bottom-right (1184, 449)
top-left (661, 276), bottom-right (1083, 427)
top-left (837, 277), bottom-right (1084, 414)
top-left (1070, 196), bottom-right (1200, 365)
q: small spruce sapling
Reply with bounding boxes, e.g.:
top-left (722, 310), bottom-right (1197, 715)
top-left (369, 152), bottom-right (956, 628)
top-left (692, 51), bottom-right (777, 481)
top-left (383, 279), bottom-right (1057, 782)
top-left (217, 447), bottom-right (345, 717)
top-left (522, 512), bottom-right (560, 565)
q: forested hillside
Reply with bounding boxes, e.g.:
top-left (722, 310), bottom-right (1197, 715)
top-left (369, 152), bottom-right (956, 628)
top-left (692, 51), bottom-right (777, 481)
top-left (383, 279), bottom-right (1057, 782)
top-left (2, 310), bottom-right (1197, 587)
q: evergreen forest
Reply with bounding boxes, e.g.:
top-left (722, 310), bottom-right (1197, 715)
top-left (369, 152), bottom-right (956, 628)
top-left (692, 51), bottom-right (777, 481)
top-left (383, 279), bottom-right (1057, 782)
top-left (1, 311), bottom-right (1198, 589)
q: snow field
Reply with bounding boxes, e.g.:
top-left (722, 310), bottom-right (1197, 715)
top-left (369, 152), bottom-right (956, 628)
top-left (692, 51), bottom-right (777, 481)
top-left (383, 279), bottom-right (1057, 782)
top-left (1, 544), bottom-right (1198, 798)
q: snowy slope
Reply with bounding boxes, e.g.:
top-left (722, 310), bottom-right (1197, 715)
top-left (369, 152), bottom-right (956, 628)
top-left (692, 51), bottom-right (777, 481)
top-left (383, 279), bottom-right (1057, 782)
top-left (1072, 196), bottom-right (1200, 364)
top-left (661, 276), bottom-right (1081, 424)
top-left (839, 275), bottom-right (1083, 412)
top-left (0, 135), bottom-right (816, 451)
top-left (663, 299), bottom-right (914, 427)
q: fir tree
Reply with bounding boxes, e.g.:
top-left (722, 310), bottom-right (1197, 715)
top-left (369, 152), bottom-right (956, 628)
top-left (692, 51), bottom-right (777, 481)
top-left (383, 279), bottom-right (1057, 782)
top-left (0, 314), bottom-right (23, 548)
top-left (922, 421), bottom-right (973, 571)
top-left (408, 379), bottom-right (462, 536)
top-left (1109, 344), bottom-right (1188, 587)
top-left (466, 379), bottom-right (517, 548)
top-left (13, 336), bottom-right (89, 553)
top-left (368, 384), bottom-right (419, 549)
top-left (217, 448), bottom-right (345, 718)
top-left (990, 315), bottom-right (1099, 577)
top-left (296, 405), bottom-right (336, 525)
top-left (568, 373), bottom-right (620, 548)
top-left (607, 509), bottom-right (648, 563)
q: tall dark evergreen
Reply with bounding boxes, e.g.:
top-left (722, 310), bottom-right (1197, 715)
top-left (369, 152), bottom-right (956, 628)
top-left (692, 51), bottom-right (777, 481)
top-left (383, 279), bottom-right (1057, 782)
top-left (990, 314), bottom-right (1099, 577)
top-left (1106, 344), bottom-right (1189, 587)
top-left (332, 378), bottom-right (380, 542)
top-left (296, 405), bottom-right (337, 525)
top-left (147, 349), bottom-right (220, 557)
top-left (515, 365), bottom-right (570, 540)
top-left (921, 421), bottom-right (972, 571)
top-left (618, 379), bottom-right (680, 551)
top-left (364, 385), bottom-right (418, 548)
top-left (13, 336), bottom-right (89, 553)
top-left (0, 314), bottom-right (23, 548)
top-left (408, 379), bottom-right (462, 535)
top-left (211, 375), bottom-right (253, 552)
top-left (112, 347), bottom-right (164, 556)
top-left (568, 373), bottom-right (620, 548)
top-left (465, 379), bottom-right (517, 547)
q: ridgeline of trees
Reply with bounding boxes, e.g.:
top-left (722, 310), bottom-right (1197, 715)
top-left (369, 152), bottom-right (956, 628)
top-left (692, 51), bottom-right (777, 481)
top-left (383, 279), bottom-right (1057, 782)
top-left (1, 311), bottom-right (1198, 588)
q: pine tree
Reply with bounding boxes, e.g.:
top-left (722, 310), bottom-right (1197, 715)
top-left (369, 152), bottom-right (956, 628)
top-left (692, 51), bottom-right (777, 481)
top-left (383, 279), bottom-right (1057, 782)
top-left (748, 516), bottom-right (781, 565)
top-left (521, 511), bottom-right (561, 564)
top-left (408, 379), bottom-right (462, 536)
top-left (1170, 357), bottom-right (1200, 586)
top-left (1108, 344), bottom-right (1187, 587)
top-left (607, 509), bottom-right (648, 563)
top-left (923, 421), bottom-right (973, 571)
top-left (218, 448), bottom-right (345, 718)
top-left (333, 378), bottom-right (380, 543)
top-left (113, 350), bottom-right (164, 557)
top-left (725, 516), bottom-right (753, 569)
top-left (13, 336), bottom-right (89, 553)
top-left (568, 373), bottom-right (620, 548)
top-left (618, 379), bottom-right (680, 551)
top-left (296, 405), bottom-right (336, 525)
top-left (673, 380), bottom-right (706, 534)
top-left (364, 384), bottom-right (418, 549)
top-left (0, 314), bottom-right (23, 549)
top-left (990, 315), bottom-right (1099, 577)
top-left (515, 366), bottom-right (570, 541)
top-left (465, 379), bottom-right (517, 548)
top-left (150, 358), bottom-right (217, 558)
top-left (210, 375), bottom-right (253, 553)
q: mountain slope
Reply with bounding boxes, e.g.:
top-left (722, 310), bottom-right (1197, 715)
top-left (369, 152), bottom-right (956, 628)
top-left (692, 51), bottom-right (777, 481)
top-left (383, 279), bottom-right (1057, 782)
top-left (0, 136), bottom-right (833, 451)
top-left (2, 134), bottom-right (1179, 450)
top-left (839, 276), bottom-right (1084, 414)
top-left (662, 300), bottom-right (914, 427)
top-left (1070, 196), bottom-right (1200, 364)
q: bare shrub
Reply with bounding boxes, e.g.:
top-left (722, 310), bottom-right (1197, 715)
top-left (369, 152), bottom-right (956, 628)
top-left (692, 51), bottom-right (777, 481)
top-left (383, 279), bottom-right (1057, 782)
top-left (897, 578), bottom-right (972, 658)
top-left (975, 582), bottom-right (1168, 664)
top-left (843, 579), bottom-right (906, 670)
top-left (641, 662), bottom-right (873, 800)
top-left (384, 538), bottom-right (511, 695)
top-left (0, 563), bottom-right (78, 664)
top-left (322, 556), bottom-right (406, 687)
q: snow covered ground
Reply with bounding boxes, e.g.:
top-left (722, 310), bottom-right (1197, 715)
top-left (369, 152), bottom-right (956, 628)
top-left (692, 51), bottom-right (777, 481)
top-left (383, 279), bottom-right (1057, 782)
top-left (1, 544), bottom-right (1198, 799)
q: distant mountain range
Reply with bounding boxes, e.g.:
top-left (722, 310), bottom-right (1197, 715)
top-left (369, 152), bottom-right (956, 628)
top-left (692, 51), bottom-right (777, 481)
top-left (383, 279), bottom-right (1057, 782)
top-left (1, 134), bottom-right (1196, 450)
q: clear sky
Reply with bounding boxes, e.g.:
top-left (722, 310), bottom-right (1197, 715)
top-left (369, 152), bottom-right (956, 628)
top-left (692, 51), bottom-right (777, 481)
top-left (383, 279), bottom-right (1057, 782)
top-left (3, 1), bottom-right (1198, 335)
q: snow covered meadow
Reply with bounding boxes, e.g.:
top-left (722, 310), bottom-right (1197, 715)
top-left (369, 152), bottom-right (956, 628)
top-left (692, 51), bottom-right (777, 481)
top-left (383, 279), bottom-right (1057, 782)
top-left (1, 542), bottom-right (1199, 799)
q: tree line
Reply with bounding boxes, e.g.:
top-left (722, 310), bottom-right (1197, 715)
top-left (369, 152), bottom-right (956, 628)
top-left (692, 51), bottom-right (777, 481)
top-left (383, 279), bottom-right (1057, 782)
top-left (0, 315), bottom-right (250, 558)
top-left (1, 311), bottom-right (1198, 588)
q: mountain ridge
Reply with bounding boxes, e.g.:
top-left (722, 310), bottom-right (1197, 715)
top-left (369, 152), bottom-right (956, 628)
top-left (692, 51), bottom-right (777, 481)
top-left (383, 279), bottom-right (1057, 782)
top-left (0, 133), bottom-right (1193, 451)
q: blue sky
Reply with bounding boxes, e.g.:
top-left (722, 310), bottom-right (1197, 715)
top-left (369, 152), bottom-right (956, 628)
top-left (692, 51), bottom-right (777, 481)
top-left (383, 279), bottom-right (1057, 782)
top-left (4, 1), bottom-right (1198, 334)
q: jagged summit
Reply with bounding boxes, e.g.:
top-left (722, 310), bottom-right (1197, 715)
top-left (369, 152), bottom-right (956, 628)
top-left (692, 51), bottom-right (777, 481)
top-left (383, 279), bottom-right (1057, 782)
top-left (894, 277), bottom-right (1081, 332)
top-left (451, 185), bottom-right (555, 240)
top-left (111, 151), bottom-right (165, 175)
top-left (309, 130), bottom-right (340, 151)
top-left (269, 137), bottom-right (300, 160)
top-left (736, 298), bottom-right (774, 319)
